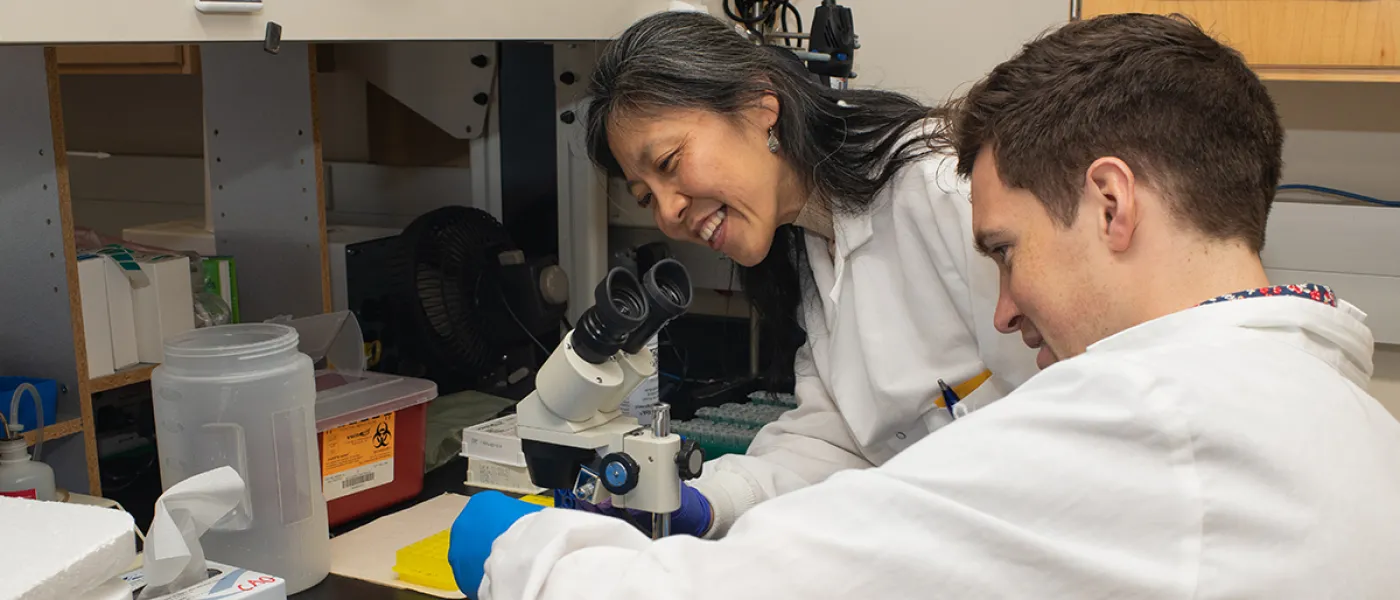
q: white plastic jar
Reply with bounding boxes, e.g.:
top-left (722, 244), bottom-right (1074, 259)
top-left (152, 323), bottom-right (329, 594)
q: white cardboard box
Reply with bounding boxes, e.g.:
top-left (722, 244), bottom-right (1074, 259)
top-left (461, 414), bottom-right (546, 495)
top-left (102, 257), bottom-right (140, 371)
top-left (122, 219), bottom-right (216, 256)
top-left (77, 255), bottom-right (115, 378)
top-left (132, 255), bottom-right (196, 364)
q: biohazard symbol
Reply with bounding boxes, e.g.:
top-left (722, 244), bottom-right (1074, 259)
top-left (373, 422), bottom-right (392, 448)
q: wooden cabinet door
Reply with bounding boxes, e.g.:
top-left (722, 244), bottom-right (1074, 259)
top-left (1080, 1), bottom-right (1400, 77)
top-left (55, 44), bottom-right (199, 75)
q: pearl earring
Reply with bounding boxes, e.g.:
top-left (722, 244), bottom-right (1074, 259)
top-left (767, 128), bottom-right (780, 153)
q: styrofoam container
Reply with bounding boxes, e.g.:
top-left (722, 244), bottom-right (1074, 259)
top-left (313, 370), bottom-right (437, 527)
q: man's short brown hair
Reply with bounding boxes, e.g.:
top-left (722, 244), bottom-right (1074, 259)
top-left (951, 13), bottom-right (1284, 252)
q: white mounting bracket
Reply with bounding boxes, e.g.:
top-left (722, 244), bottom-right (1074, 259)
top-left (554, 42), bottom-right (609, 325)
top-left (336, 42), bottom-right (497, 141)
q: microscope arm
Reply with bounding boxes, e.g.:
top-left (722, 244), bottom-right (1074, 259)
top-left (515, 333), bottom-right (696, 520)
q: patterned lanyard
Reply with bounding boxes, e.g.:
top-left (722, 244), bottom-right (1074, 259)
top-left (1199, 283), bottom-right (1337, 308)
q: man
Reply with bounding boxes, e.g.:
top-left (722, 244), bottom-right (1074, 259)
top-left (450, 14), bottom-right (1400, 599)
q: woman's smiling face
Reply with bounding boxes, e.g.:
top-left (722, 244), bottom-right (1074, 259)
top-left (607, 97), bottom-right (797, 267)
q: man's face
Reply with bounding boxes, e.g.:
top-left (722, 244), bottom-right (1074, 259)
top-left (970, 147), bottom-right (1109, 368)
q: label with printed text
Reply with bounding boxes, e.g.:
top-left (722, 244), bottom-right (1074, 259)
top-left (321, 412), bottom-right (395, 501)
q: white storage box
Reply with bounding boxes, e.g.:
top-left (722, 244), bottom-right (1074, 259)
top-left (461, 414), bottom-right (545, 495)
top-left (122, 219), bottom-right (216, 256)
top-left (77, 255), bottom-right (115, 378)
top-left (102, 256), bottom-right (140, 371)
top-left (133, 254), bottom-right (195, 363)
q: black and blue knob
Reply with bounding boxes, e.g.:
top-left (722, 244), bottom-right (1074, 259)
top-left (601, 452), bottom-right (640, 495)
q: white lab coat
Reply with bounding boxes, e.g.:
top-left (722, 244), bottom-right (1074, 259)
top-left (481, 293), bottom-right (1400, 600)
top-left (692, 150), bottom-right (1042, 535)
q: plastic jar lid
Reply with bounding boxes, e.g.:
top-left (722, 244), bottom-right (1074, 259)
top-left (163, 323), bottom-right (300, 362)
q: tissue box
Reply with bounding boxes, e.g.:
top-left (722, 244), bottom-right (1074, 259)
top-left (120, 560), bottom-right (286, 600)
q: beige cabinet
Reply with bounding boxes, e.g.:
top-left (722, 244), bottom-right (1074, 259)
top-left (55, 44), bottom-right (199, 75)
top-left (1079, 0), bottom-right (1400, 81)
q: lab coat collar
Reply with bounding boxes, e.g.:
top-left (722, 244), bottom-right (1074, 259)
top-left (806, 199), bottom-right (878, 312)
top-left (831, 196), bottom-right (879, 261)
top-left (1086, 295), bottom-right (1375, 387)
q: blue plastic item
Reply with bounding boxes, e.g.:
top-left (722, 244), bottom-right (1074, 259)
top-left (448, 491), bottom-right (546, 599)
top-left (0, 377), bottom-right (58, 433)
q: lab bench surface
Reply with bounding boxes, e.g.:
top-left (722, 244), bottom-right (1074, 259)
top-left (294, 457), bottom-right (475, 600)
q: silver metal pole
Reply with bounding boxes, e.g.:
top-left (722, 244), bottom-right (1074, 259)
top-left (790, 49), bottom-right (832, 63)
top-left (651, 404), bottom-right (672, 540)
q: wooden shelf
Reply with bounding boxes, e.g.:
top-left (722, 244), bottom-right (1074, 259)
top-left (1258, 68), bottom-right (1400, 84)
top-left (1081, 0), bottom-right (1400, 84)
top-left (21, 417), bottom-right (84, 446)
top-left (55, 44), bottom-right (200, 75)
top-left (88, 363), bottom-right (157, 393)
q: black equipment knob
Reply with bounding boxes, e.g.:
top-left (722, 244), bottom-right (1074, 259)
top-left (676, 438), bottom-right (704, 481)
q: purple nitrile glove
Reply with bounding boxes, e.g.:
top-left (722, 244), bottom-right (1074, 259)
top-left (559, 482), bottom-right (712, 537)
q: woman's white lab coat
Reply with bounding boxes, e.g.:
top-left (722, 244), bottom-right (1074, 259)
top-left (480, 291), bottom-right (1400, 599)
top-left (692, 150), bottom-right (1043, 535)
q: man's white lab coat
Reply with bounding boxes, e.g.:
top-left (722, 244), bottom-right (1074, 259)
top-left (481, 294), bottom-right (1400, 599)
top-left (693, 151), bottom-right (1043, 535)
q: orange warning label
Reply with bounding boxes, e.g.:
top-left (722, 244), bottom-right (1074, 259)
top-left (322, 413), bottom-right (395, 500)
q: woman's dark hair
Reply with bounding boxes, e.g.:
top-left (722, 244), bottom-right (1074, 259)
top-left (585, 11), bottom-right (948, 385)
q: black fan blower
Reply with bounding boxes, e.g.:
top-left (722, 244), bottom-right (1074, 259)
top-left (376, 206), bottom-right (569, 394)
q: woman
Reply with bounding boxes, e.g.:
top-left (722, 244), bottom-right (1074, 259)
top-left (448, 10), bottom-right (1040, 594)
top-left (572, 10), bottom-right (1041, 538)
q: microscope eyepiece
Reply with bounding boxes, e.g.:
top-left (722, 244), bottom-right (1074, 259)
top-left (620, 258), bottom-right (693, 355)
top-left (572, 267), bottom-right (648, 364)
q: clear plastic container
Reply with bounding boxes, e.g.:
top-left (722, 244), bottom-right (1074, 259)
top-left (313, 370), bottom-right (437, 527)
top-left (151, 323), bottom-right (330, 594)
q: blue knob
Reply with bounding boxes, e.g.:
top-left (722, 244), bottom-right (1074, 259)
top-left (605, 462), bottom-right (629, 487)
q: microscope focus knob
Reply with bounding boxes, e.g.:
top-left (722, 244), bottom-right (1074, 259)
top-left (601, 453), bottom-right (640, 495)
top-left (676, 438), bottom-right (704, 481)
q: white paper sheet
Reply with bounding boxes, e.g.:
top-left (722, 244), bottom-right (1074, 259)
top-left (329, 493), bottom-right (469, 599)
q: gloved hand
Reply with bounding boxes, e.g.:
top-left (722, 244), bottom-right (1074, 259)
top-left (448, 491), bottom-right (546, 599)
top-left (557, 482), bottom-right (713, 537)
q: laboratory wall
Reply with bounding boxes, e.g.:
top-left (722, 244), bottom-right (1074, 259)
top-left (59, 69), bottom-right (469, 235)
top-left (1263, 81), bottom-right (1400, 416)
top-left (721, 0), bottom-right (1070, 104)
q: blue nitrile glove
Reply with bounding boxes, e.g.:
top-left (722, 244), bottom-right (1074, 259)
top-left (449, 491), bottom-right (546, 599)
top-left (561, 482), bottom-right (713, 537)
